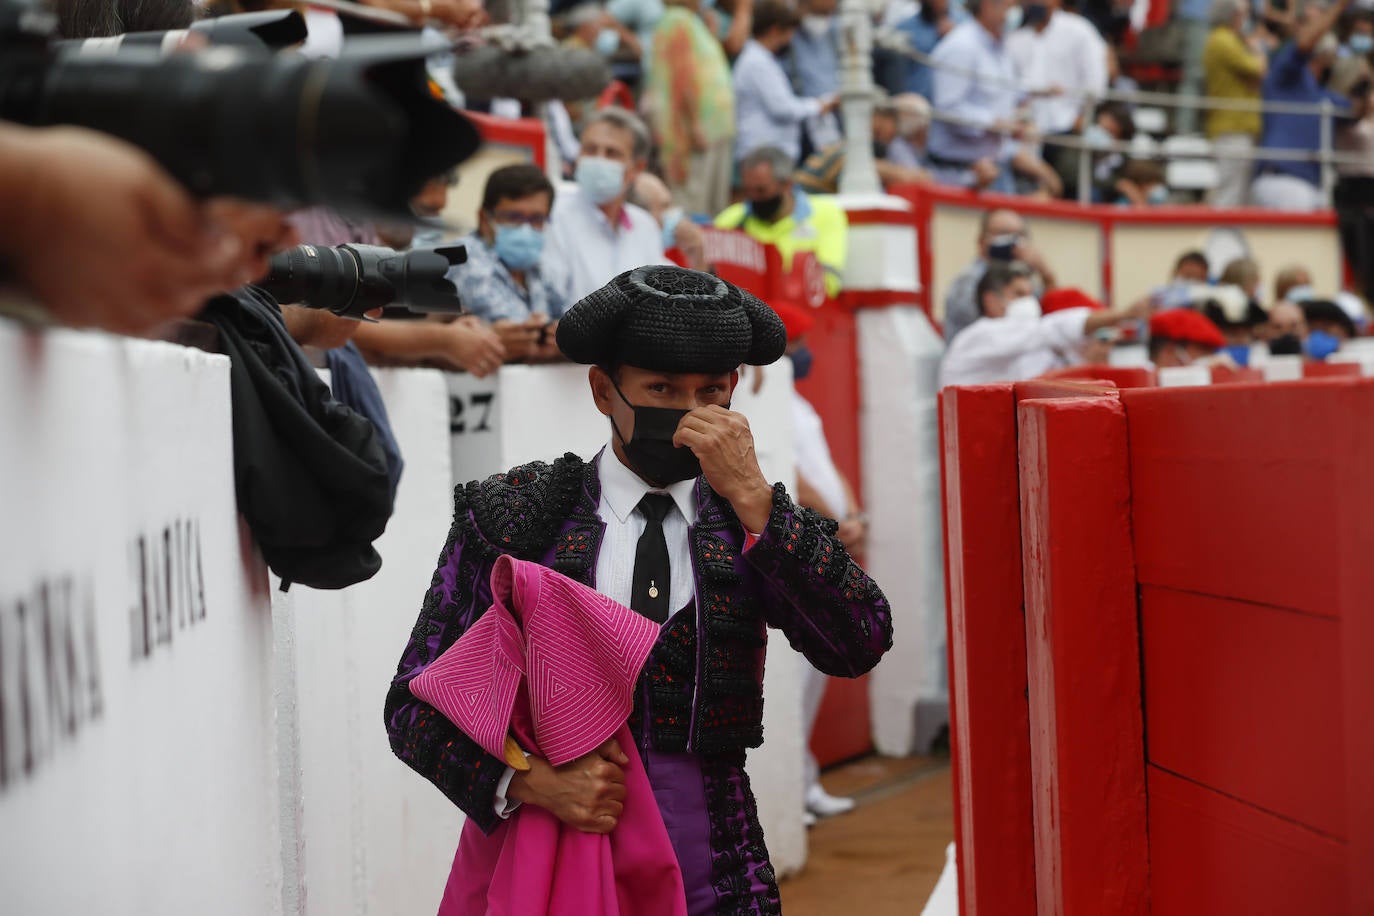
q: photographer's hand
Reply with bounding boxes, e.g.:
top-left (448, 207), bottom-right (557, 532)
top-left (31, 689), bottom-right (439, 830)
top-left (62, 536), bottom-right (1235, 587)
top-left (0, 125), bottom-right (252, 335)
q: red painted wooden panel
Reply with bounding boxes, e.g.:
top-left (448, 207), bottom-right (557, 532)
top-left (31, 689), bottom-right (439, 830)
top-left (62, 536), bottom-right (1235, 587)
top-left (1211, 364), bottom-right (1264, 384)
top-left (794, 305), bottom-right (870, 767)
top-left (1017, 395), bottom-right (1148, 916)
top-left (1122, 381), bottom-right (1359, 617)
top-left (1148, 766), bottom-right (1346, 916)
top-left (940, 384), bottom-right (1037, 916)
top-left (1037, 365), bottom-right (1158, 388)
top-left (1141, 585), bottom-right (1345, 838)
top-left (808, 674), bottom-right (872, 768)
top-left (1304, 361), bottom-right (1361, 378)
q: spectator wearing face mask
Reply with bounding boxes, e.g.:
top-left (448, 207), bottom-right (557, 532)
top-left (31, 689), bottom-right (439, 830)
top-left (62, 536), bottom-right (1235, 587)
top-left (1147, 308), bottom-right (1227, 367)
top-left (546, 108), bottom-right (668, 304)
top-left (1112, 158), bottom-right (1171, 206)
top-left (939, 261), bottom-right (1144, 386)
top-left (790, 0), bottom-right (844, 155)
top-left (443, 165), bottom-right (568, 366)
top-left (629, 172), bottom-right (710, 272)
top-left (733, 0), bottom-right (841, 165)
top-left (715, 145), bottom-right (849, 296)
top-left (1263, 298), bottom-right (1347, 358)
top-left (1083, 101), bottom-right (1136, 201)
top-left (1140, 250), bottom-right (1211, 310)
top-left (559, 6), bottom-right (636, 127)
top-left (1203, 0), bottom-right (1268, 208)
top-left (1251, 0), bottom-right (1354, 211)
top-left (942, 207), bottom-right (1059, 342)
top-left (1340, 8), bottom-right (1374, 56)
top-left (1274, 262), bottom-right (1316, 303)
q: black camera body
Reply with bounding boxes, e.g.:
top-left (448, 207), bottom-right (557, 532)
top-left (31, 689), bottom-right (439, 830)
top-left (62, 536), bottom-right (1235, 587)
top-left (259, 243), bottom-right (469, 319)
top-left (0, 0), bottom-right (481, 219)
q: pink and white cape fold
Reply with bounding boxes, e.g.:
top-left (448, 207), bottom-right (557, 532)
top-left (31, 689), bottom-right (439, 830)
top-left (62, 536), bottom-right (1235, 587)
top-left (410, 554), bottom-right (687, 916)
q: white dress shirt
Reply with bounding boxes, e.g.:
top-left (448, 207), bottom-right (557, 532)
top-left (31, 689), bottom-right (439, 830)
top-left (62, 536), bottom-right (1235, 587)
top-left (545, 185), bottom-right (667, 306)
top-left (1005, 12), bottom-right (1107, 135)
top-left (594, 443), bottom-right (700, 618)
top-left (733, 39), bottom-right (824, 162)
top-left (938, 308), bottom-right (1092, 387)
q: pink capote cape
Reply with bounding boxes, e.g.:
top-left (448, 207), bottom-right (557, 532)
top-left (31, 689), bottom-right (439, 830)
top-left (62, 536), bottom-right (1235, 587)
top-left (410, 554), bottom-right (688, 916)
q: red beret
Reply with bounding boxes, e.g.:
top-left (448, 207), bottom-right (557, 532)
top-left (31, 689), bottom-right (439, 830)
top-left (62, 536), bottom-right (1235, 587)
top-left (1149, 308), bottom-right (1226, 349)
top-left (769, 301), bottom-right (816, 341)
top-left (1040, 287), bottom-right (1105, 314)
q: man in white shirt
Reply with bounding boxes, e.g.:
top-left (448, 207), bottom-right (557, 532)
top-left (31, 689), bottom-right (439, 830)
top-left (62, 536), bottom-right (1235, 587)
top-left (1005, 0), bottom-right (1108, 195)
top-left (386, 266), bottom-right (893, 914)
top-left (940, 261), bottom-right (1140, 386)
top-left (544, 107), bottom-right (668, 304)
top-left (733, 0), bottom-right (842, 165)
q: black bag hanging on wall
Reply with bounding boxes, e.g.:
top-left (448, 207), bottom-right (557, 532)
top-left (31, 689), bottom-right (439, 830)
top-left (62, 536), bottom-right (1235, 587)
top-left (200, 287), bottom-right (392, 590)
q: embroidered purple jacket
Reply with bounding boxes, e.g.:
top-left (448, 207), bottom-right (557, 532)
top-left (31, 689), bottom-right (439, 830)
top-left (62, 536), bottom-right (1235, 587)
top-left (385, 453), bottom-right (893, 837)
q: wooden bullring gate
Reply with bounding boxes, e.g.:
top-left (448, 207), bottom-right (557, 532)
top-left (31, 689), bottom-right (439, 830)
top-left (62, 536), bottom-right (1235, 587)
top-left (941, 377), bottom-right (1374, 915)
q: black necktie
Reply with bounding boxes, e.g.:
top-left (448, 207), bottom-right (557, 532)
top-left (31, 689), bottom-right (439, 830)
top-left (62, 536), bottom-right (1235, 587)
top-left (632, 493), bottom-right (674, 623)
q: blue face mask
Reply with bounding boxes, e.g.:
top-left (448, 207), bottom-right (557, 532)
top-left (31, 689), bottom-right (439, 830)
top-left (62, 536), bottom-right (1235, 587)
top-left (1223, 344), bottom-right (1252, 367)
top-left (1147, 185), bottom-right (1170, 205)
top-left (661, 207), bottom-right (684, 250)
top-left (789, 344), bottom-right (815, 381)
top-left (594, 28), bottom-right (621, 56)
top-left (493, 223), bottom-right (545, 271)
top-left (575, 156), bottom-right (627, 205)
top-left (1083, 123), bottom-right (1114, 149)
top-left (1306, 329), bottom-right (1341, 361)
top-left (1004, 5), bottom-right (1024, 31)
top-left (1285, 284), bottom-right (1315, 303)
top-left (1351, 33), bottom-right (1374, 54)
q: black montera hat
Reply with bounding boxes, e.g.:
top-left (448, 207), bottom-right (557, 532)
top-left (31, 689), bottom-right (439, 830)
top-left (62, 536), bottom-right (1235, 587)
top-left (556, 266), bottom-right (788, 374)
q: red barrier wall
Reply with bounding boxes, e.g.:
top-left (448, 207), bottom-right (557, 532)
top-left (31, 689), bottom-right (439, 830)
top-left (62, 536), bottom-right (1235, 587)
top-left (1016, 390), bottom-right (1149, 916)
top-left (940, 384), bottom-right (1036, 916)
top-left (942, 374), bottom-right (1374, 913)
top-left (702, 227), bottom-right (873, 768)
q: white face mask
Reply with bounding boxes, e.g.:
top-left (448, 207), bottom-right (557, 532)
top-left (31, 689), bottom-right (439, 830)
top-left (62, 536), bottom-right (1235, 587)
top-left (1004, 5), bottom-right (1024, 32)
top-left (801, 14), bottom-right (833, 37)
top-left (1005, 295), bottom-right (1042, 320)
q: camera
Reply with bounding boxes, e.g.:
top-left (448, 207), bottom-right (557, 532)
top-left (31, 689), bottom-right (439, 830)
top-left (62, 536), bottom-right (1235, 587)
top-left (258, 243), bottom-right (468, 319)
top-left (0, 0), bottom-right (481, 219)
top-left (60, 9), bottom-right (309, 52)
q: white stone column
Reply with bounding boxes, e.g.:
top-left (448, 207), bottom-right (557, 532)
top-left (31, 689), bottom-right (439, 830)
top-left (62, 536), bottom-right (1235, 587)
top-left (837, 0), bottom-right (880, 195)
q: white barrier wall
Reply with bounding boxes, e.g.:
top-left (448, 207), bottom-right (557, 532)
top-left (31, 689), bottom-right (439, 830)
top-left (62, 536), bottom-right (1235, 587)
top-left (839, 193), bottom-right (951, 757)
top-left (0, 318), bottom-right (808, 914)
top-left (0, 321), bottom-right (280, 914)
top-left (281, 368), bottom-right (462, 916)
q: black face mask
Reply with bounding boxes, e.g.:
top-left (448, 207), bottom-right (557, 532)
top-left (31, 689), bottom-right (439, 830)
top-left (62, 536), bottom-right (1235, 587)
top-left (751, 193), bottom-right (786, 222)
top-left (609, 379), bottom-right (707, 486)
top-left (1269, 333), bottom-right (1304, 356)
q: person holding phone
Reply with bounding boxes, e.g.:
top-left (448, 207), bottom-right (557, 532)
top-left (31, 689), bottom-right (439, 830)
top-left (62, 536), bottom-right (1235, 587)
top-left (448, 164), bottom-right (569, 364)
top-left (941, 207), bottom-right (1059, 342)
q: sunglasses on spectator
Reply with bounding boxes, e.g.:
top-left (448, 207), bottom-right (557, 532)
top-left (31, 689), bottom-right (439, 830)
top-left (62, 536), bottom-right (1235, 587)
top-left (487, 209), bottom-right (549, 229)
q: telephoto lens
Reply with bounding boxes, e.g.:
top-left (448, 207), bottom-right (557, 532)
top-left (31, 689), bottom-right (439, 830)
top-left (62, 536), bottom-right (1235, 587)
top-left (59, 9), bottom-right (310, 52)
top-left (258, 244), bottom-right (468, 319)
top-left (0, 0), bottom-right (482, 219)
